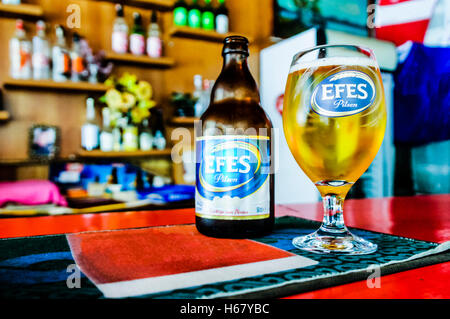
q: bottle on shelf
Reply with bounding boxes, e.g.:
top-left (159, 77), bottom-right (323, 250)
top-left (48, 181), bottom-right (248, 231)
top-left (111, 4), bottom-right (129, 54)
top-left (52, 25), bottom-right (70, 82)
top-left (173, 0), bottom-right (188, 26)
top-left (188, 0), bottom-right (202, 29)
top-left (215, 0), bottom-right (229, 34)
top-left (106, 166), bottom-right (122, 194)
top-left (196, 78), bottom-right (213, 117)
top-left (9, 19), bottom-right (32, 80)
top-left (139, 117), bottom-right (154, 151)
top-left (100, 107), bottom-right (114, 152)
top-left (123, 112), bottom-right (139, 151)
top-left (147, 10), bottom-right (163, 58)
top-left (201, 0), bottom-right (215, 30)
top-left (130, 12), bottom-right (146, 56)
top-left (153, 130), bottom-right (166, 150)
top-left (70, 32), bottom-right (85, 82)
top-left (113, 114), bottom-right (126, 151)
top-left (81, 97), bottom-right (100, 151)
top-left (32, 20), bottom-right (50, 80)
top-left (193, 74), bottom-right (203, 117)
top-left (2, 0), bottom-right (21, 4)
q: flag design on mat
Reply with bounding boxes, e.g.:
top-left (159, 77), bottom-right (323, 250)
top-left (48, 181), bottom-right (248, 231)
top-left (67, 225), bottom-right (317, 298)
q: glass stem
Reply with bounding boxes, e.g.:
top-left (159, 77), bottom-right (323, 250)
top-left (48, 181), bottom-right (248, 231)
top-left (319, 194), bottom-right (347, 233)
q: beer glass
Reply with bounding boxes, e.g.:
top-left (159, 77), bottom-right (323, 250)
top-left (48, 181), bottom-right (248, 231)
top-left (283, 45), bottom-right (386, 254)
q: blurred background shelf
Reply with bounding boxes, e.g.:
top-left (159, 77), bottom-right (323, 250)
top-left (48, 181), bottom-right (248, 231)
top-left (78, 149), bottom-right (172, 158)
top-left (0, 158), bottom-right (75, 166)
top-left (3, 79), bottom-right (109, 93)
top-left (170, 117), bottom-right (198, 125)
top-left (91, 0), bottom-right (174, 11)
top-left (0, 111), bottom-right (10, 121)
top-left (169, 26), bottom-right (247, 43)
top-left (0, 3), bottom-right (44, 19)
top-left (105, 52), bottom-right (175, 68)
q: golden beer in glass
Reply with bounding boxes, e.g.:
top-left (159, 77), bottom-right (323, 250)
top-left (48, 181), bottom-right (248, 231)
top-left (283, 45), bottom-right (386, 254)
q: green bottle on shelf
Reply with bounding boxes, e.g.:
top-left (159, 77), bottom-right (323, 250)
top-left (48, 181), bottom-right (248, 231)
top-left (188, 0), bottom-right (202, 29)
top-left (173, 0), bottom-right (188, 26)
top-left (201, 0), bottom-right (215, 30)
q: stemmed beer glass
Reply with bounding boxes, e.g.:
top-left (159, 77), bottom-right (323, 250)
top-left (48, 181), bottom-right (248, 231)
top-left (283, 45), bottom-right (387, 254)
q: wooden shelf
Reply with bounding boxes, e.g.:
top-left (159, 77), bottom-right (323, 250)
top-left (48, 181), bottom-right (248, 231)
top-left (171, 117), bottom-right (199, 125)
top-left (91, 0), bottom-right (174, 11)
top-left (78, 149), bottom-right (172, 158)
top-left (105, 52), bottom-right (175, 68)
top-left (0, 157), bottom-right (75, 166)
top-left (0, 3), bottom-right (44, 18)
top-left (3, 79), bottom-right (109, 93)
top-left (169, 26), bottom-right (249, 43)
top-left (0, 110), bottom-right (10, 121)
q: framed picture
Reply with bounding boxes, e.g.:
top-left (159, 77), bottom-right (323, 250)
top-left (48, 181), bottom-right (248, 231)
top-left (28, 125), bottom-right (60, 160)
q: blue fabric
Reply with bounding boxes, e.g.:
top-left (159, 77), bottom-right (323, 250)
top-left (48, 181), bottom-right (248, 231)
top-left (394, 42), bottom-right (450, 145)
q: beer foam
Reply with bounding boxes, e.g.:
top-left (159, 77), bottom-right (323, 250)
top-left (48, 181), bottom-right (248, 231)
top-left (289, 56), bottom-right (378, 74)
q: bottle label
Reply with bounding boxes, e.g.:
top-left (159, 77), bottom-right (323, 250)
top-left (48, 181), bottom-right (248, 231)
top-left (139, 132), bottom-right (153, 151)
top-left (32, 38), bottom-right (49, 73)
top-left (100, 132), bottom-right (114, 152)
top-left (147, 37), bottom-right (162, 58)
top-left (123, 127), bottom-right (138, 151)
top-left (173, 7), bottom-right (188, 26)
top-left (215, 14), bottom-right (229, 34)
top-left (112, 31), bottom-right (128, 54)
top-left (195, 135), bottom-right (271, 220)
top-left (129, 34), bottom-right (145, 55)
top-left (311, 70), bottom-right (376, 117)
top-left (52, 48), bottom-right (70, 80)
top-left (71, 55), bottom-right (85, 73)
top-left (82, 124), bottom-right (99, 151)
top-left (10, 39), bottom-right (32, 79)
top-left (32, 53), bottom-right (49, 67)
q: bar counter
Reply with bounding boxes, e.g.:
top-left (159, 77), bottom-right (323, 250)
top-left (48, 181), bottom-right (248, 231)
top-left (0, 194), bottom-right (448, 299)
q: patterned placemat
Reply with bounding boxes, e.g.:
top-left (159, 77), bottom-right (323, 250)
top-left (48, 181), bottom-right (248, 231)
top-left (0, 216), bottom-right (448, 299)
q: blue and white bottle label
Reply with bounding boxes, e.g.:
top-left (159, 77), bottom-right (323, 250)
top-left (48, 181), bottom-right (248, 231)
top-left (196, 135), bottom-right (271, 220)
top-left (311, 70), bottom-right (376, 117)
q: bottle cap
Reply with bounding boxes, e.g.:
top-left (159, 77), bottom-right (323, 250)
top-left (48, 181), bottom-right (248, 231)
top-left (55, 25), bottom-right (65, 37)
top-left (133, 12), bottom-right (142, 24)
top-left (115, 4), bottom-right (124, 17)
top-left (15, 19), bottom-right (24, 30)
top-left (36, 20), bottom-right (45, 31)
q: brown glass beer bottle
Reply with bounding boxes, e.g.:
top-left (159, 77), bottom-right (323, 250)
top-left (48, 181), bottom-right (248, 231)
top-left (195, 36), bottom-right (274, 238)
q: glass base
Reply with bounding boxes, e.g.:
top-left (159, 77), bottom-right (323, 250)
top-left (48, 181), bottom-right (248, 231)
top-left (292, 229), bottom-right (377, 255)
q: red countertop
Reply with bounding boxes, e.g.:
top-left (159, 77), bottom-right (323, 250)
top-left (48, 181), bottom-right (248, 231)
top-left (0, 194), bottom-right (448, 299)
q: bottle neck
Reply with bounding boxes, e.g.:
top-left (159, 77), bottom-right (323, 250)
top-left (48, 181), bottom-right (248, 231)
top-left (211, 53), bottom-right (259, 103)
top-left (86, 104), bottom-right (95, 122)
top-left (57, 36), bottom-right (66, 47)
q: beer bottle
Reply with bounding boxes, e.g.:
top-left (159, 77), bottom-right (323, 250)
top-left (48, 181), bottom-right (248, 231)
top-left (195, 36), bottom-right (274, 238)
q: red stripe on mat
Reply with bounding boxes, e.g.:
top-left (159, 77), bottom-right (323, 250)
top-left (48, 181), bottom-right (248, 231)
top-left (67, 224), bottom-right (294, 284)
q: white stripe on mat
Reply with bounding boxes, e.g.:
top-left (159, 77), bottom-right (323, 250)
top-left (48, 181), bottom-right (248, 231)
top-left (97, 255), bottom-right (318, 298)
